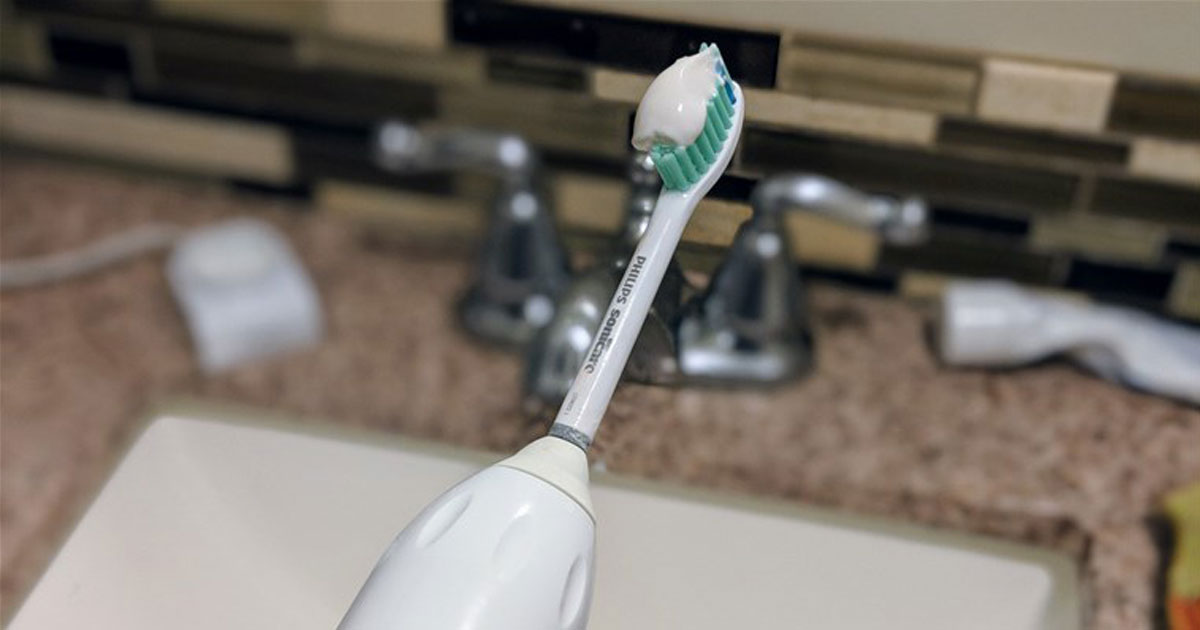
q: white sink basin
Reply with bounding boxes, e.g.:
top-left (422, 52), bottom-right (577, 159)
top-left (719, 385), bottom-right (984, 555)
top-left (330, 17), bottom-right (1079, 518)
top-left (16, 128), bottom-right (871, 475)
top-left (11, 406), bottom-right (1080, 630)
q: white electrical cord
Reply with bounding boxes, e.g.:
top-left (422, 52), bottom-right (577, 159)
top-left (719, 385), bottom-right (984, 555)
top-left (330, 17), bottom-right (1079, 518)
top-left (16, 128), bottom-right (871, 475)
top-left (0, 223), bottom-right (182, 290)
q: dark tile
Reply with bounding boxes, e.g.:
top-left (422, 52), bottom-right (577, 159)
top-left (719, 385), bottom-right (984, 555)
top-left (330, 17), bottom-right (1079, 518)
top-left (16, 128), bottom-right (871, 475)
top-left (451, 0), bottom-right (779, 88)
top-left (486, 54), bottom-right (586, 91)
top-left (1065, 258), bottom-right (1175, 304)
top-left (227, 178), bottom-right (315, 203)
top-left (48, 30), bottom-right (132, 75)
top-left (147, 22), bottom-right (295, 66)
top-left (938, 118), bottom-right (1129, 166)
top-left (929, 205), bottom-right (1030, 238)
top-left (138, 22), bottom-right (433, 131)
top-left (35, 23), bottom-right (139, 96)
top-left (12, 0), bottom-right (149, 19)
top-left (801, 264), bottom-right (899, 292)
top-left (742, 128), bottom-right (1080, 214)
top-left (151, 47), bottom-right (438, 129)
top-left (292, 126), bottom-right (455, 195)
top-left (15, 0), bottom-right (291, 42)
top-left (1109, 76), bottom-right (1200, 140)
top-left (708, 173), bottom-right (758, 202)
top-left (879, 230), bottom-right (1062, 284)
top-left (1090, 176), bottom-right (1200, 229)
top-left (1166, 238), bottom-right (1200, 261)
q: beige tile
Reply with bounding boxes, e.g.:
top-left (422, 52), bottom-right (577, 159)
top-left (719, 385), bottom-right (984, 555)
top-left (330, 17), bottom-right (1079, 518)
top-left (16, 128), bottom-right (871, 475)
top-left (683, 199), bottom-right (752, 247)
top-left (591, 69), bottom-right (652, 104)
top-left (1168, 262), bottom-right (1200, 321)
top-left (294, 36), bottom-right (484, 86)
top-left (439, 84), bottom-right (631, 158)
top-left (155, 0), bottom-right (327, 32)
top-left (899, 270), bottom-right (1089, 303)
top-left (977, 58), bottom-right (1116, 132)
top-left (593, 69), bottom-right (935, 146)
top-left (777, 39), bottom-right (978, 115)
top-left (899, 270), bottom-right (960, 300)
top-left (1030, 213), bottom-right (1166, 263)
top-left (0, 17), bottom-right (51, 78)
top-left (674, 243), bottom-right (726, 275)
top-left (326, 0), bottom-right (446, 50)
top-left (1129, 137), bottom-right (1200, 186)
top-left (488, 54), bottom-right (586, 91)
top-left (316, 179), bottom-right (483, 236)
top-left (785, 212), bottom-right (880, 270)
top-left (745, 88), bottom-right (938, 146)
top-left (561, 231), bottom-right (613, 255)
top-left (552, 173), bottom-right (626, 234)
top-left (505, 0), bottom-right (774, 31)
top-left (0, 86), bottom-right (293, 184)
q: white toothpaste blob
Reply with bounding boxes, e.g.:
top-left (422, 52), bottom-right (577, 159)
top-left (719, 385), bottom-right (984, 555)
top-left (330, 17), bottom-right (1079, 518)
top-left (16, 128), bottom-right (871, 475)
top-left (631, 47), bottom-right (720, 151)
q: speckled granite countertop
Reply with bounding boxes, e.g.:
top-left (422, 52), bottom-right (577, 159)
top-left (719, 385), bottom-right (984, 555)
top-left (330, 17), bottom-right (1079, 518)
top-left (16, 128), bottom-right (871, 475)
top-left (2, 156), bottom-right (1198, 628)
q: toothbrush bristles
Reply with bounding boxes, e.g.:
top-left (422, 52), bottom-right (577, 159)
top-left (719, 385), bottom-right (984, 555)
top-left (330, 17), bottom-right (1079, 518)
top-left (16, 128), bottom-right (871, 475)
top-left (650, 44), bottom-right (735, 191)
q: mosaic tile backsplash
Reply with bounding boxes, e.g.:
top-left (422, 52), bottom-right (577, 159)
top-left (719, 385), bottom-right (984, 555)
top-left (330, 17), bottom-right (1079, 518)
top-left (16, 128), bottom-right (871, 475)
top-left (1, 0), bottom-right (1198, 320)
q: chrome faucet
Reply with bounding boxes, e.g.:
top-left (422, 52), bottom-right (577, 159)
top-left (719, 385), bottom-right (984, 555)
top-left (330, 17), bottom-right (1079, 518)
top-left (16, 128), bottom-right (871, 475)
top-left (676, 173), bottom-right (929, 384)
top-left (522, 153), bottom-right (686, 414)
top-left (375, 122), bottom-right (571, 347)
top-left (374, 124), bottom-right (929, 396)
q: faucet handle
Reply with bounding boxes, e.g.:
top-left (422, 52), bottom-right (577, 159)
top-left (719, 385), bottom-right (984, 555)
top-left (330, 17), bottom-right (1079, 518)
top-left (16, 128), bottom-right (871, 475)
top-left (676, 213), bottom-right (813, 385)
top-left (751, 174), bottom-right (929, 245)
top-left (882, 197), bottom-right (930, 246)
top-left (375, 121), bottom-right (425, 172)
top-left (376, 121), bottom-right (539, 185)
top-left (677, 174), bottom-right (930, 385)
top-left (374, 121), bottom-right (570, 348)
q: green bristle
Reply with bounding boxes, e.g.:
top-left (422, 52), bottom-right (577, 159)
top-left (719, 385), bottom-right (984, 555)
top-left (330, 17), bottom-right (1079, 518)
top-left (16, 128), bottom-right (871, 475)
top-left (656, 152), bottom-right (685, 190)
top-left (667, 155), bottom-right (687, 189)
top-left (676, 147), bottom-right (698, 181)
top-left (717, 84), bottom-right (734, 117)
top-left (695, 132), bottom-right (714, 162)
top-left (647, 55), bottom-right (736, 190)
top-left (709, 99), bottom-right (730, 129)
top-left (704, 119), bottom-right (722, 146)
top-left (708, 112), bottom-right (726, 144)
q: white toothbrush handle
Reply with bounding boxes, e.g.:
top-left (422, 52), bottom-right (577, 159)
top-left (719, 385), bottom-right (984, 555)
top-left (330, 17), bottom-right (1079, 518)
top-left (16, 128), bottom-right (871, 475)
top-left (551, 190), bottom-right (697, 444)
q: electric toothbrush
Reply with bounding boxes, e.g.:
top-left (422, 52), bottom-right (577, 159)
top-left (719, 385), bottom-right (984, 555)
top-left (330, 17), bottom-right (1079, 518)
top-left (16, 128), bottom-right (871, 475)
top-left (338, 44), bottom-right (745, 630)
